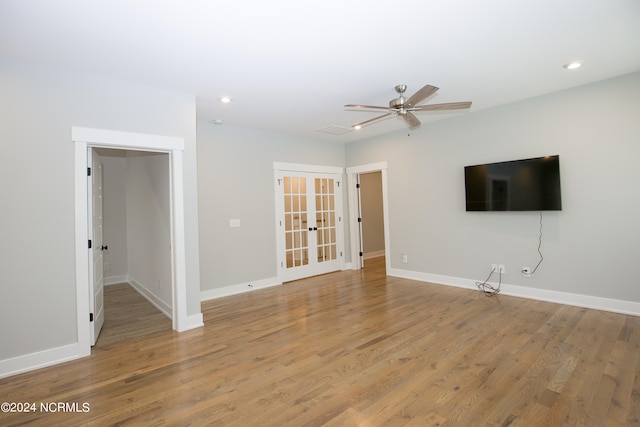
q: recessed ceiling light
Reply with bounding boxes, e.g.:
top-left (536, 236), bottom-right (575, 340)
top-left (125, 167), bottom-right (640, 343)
top-left (353, 125), bottom-right (362, 130)
top-left (219, 96), bottom-right (232, 103)
top-left (563, 61), bottom-right (582, 70)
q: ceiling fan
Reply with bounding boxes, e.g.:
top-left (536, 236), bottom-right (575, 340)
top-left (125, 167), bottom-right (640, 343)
top-left (345, 84), bottom-right (472, 130)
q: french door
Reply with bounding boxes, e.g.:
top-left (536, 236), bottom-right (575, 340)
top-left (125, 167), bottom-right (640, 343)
top-left (275, 166), bottom-right (344, 282)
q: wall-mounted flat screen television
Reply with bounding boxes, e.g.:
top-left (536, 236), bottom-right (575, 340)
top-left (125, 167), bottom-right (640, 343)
top-left (464, 155), bottom-right (562, 211)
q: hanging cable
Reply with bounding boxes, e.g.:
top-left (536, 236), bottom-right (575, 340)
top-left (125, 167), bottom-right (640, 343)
top-left (529, 211), bottom-right (544, 274)
top-left (476, 266), bottom-right (501, 297)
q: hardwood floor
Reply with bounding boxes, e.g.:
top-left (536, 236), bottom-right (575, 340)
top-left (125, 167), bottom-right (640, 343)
top-left (95, 283), bottom-right (172, 347)
top-left (2, 258), bottom-right (639, 426)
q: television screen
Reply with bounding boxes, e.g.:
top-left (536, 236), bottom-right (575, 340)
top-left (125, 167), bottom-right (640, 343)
top-left (464, 155), bottom-right (562, 211)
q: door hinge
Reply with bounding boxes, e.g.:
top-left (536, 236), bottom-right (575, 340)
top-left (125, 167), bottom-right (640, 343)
top-left (89, 312), bottom-right (94, 322)
top-left (358, 217), bottom-right (362, 223)
top-left (356, 183), bottom-right (360, 189)
top-left (87, 167), bottom-right (92, 176)
top-left (88, 239), bottom-right (92, 249)
top-left (359, 251), bottom-right (364, 257)
top-left (337, 181), bottom-right (340, 187)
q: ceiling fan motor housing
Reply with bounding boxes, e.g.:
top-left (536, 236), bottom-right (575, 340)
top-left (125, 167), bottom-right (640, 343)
top-left (389, 96), bottom-right (406, 109)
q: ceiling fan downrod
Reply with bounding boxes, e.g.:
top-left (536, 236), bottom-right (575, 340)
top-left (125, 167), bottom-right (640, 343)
top-left (389, 85), bottom-right (407, 109)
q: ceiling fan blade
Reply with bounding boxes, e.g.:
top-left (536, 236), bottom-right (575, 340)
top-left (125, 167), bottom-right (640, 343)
top-left (352, 112), bottom-right (393, 128)
top-left (406, 84), bottom-right (439, 107)
top-left (400, 112), bottom-right (421, 129)
top-left (344, 104), bottom-right (390, 110)
top-left (413, 101), bottom-right (472, 111)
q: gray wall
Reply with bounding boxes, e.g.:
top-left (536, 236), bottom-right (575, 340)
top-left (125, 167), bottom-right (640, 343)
top-left (101, 152), bottom-right (129, 279)
top-left (0, 59), bottom-right (201, 361)
top-left (346, 71), bottom-right (640, 302)
top-left (125, 152), bottom-right (172, 306)
top-left (196, 123), bottom-right (346, 291)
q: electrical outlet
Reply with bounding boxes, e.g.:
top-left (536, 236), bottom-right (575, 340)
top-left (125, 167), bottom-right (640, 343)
top-left (522, 267), bottom-right (531, 277)
top-left (491, 263), bottom-right (497, 272)
top-left (402, 254), bottom-right (408, 263)
top-left (498, 264), bottom-right (505, 274)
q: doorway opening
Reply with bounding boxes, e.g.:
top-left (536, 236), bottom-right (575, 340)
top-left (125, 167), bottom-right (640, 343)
top-left (93, 148), bottom-right (173, 347)
top-left (346, 162), bottom-right (390, 273)
top-left (359, 171), bottom-right (386, 271)
top-left (73, 127), bottom-right (192, 358)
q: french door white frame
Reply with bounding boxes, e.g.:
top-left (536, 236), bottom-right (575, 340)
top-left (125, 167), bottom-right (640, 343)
top-left (346, 161), bottom-right (391, 272)
top-left (274, 162), bottom-right (345, 282)
top-left (73, 127), bottom-right (192, 357)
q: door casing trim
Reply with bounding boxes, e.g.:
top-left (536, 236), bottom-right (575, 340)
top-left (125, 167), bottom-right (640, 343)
top-left (73, 126), bottom-right (191, 357)
top-left (273, 162), bottom-right (345, 282)
top-left (346, 162), bottom-right (390, 272)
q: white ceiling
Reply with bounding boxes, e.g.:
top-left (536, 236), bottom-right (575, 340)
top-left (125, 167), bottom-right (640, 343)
top-left (1, 0), bottom-right (639, 142)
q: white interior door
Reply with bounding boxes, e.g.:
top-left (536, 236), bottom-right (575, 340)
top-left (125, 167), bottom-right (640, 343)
top-left (276, 170), bottom-right (343, 282)
top-left (88, 148), bottom-right (105, 345)
top-left (355, 174), bottom-right (364, 268)
top-left (311, 176), bottom-right (341, 275)
top-left (278, 173), bottom-right (313, 282)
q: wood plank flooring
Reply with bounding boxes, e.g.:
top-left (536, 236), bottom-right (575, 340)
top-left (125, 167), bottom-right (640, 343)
top-left (2, 258), bottom-right (639, 426)
top-left (95, 283), bottom-right (171, 347)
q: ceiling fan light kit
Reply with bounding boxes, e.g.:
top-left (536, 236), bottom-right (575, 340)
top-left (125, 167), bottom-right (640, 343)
top-left (345, 84), bottom-right (472, 130)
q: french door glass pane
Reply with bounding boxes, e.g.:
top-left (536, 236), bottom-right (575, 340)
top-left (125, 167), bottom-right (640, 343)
top-left (315, 177), bottom-right (337, 263)
top-left (284, 176), bottom-right (309, 269)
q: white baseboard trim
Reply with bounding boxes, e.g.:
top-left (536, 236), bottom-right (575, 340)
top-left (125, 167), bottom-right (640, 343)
top-left (388, 267), bottom-right (640, 316)
top-left (0, 343), bottom-right (81, 379)
top-left (104, 274), bottom-right (129, 286)
top-left (180, 313), bottom-right (204, 331)
top-left (201, 276), bottom-right (281, 301)
top-left (128, 276), bottom-right (172, 319)
top-left (364, 250), bottom-right (385, 260)
top-left (1, 278), bottom-right (188, 379)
